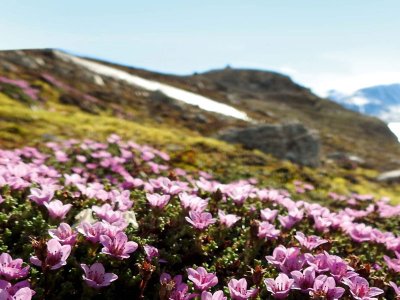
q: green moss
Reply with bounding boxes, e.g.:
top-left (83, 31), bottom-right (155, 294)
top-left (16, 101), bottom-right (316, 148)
top-left (1, 91), bottom-right (400, 204)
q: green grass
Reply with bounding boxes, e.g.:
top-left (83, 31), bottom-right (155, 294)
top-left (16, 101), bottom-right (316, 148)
top-left (1, 91), bottom-right (400, 204)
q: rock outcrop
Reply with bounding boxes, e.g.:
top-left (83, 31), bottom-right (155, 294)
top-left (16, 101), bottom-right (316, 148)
top-left (218, 123), bottom-right (320, 167)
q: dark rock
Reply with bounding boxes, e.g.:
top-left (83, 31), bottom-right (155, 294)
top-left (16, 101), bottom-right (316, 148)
top-left (0, 50), bottom-right (44, 69)
top-left (0, 61), bottom-right (18, 73)
top-left (195, 113), bottom-right (208, 124)
top-left (59, 94), bottom-right (100, 114)
top-left (327, 152), bottom-right (366, 169)
top-left (217, 123), bottom-right (320, 167)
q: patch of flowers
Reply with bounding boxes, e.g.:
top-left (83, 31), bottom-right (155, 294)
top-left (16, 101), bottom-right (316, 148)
top-left (0, 134), bottom-right (399, 299)
top-left (0, 76), bottom-right (39, 101)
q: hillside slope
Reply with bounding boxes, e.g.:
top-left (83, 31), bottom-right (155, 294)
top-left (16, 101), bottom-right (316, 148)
top-left (0, 49), bottom-right (399, 170)
top-left (0, 49), bottom-right (400, 204)
top-left (99, 61), bottom-right (400, 169)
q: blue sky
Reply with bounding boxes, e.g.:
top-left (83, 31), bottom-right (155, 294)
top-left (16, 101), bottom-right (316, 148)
top-left (1, 0), bottom-right (399, 96)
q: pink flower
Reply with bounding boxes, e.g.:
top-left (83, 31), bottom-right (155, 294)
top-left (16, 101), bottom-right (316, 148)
top-left (110, 190), bottom-right (133, 211)
top-left (264, 273), bottom-right (294, 299)
top-left (265, 245), bottom-right (289, 267)
top-left (266, 246), bottom-right (305, 273)
top-left (144, 245), bottom-right (159, 261)
top-left (326, 255), bottom-right (356, 282)
top-left (218, 210), bottom-right (240, 228)
top-left (64, 173), bottom-right (85, 185)
top-left (78, 221), bottom-right (107, 243)
top-left (257, 221), bottom-right (280, 240)
top-left (305, 252), bottom-right (330, 273)
top-left (92, 204), bottom-right (124, 224)
top-left (28, 187), bottom-right (54, 205)
top-left (313, 216), bottom-right (332, 232)
top-left (295, 232), bottom-right (328, 250)
top-left (179, 193), bottom-right (208, 212)
top-left (185, 211), bottom-right (216, 230)
top-left (146, 193), bottom-right (170, 209)
top-left (81, 263), bottom-right (118, 289)
top-left (311, 275), bottom-right (345, 300)
top-left (201, 290), bottom-right (227, 300)
top-left (260, 208), bottom-right (279, 222)
top-left (187, 267), bottom-right (218, 291)
top-left (278, 208), bottom-right (303, 229)
top-left (30, 239), bottom-right (71, 270)
top-left (0, 280), bottom-right (35, 300)
top-left (100, 231), bottom-right (138, 259)
top-left (347, 223), bottom-right (373, 243)
top-left (44, 200), bottom-right (72, 220)
top-left (384, 251), bottom-right (400, 272)
top-left (48, 223), bottom-right (77, 246)
top-left (160, 273), bottom-right (198, 300)
top-left (344, 276), bottom-right (383, 300)
top-left (228, 278), bottom-right (257, 300)
top-left (291, 266), bottom-right (315, 292)
top-left (226, 185), bottom-right (252, 205)
top-left (389, 281), bottom-right (400, 299)
top-left (0, 253), bottom-right (30, 281)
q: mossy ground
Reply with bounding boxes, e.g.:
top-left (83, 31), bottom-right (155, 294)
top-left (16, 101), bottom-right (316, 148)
top-left (1, 89), bottom-right (399, 205)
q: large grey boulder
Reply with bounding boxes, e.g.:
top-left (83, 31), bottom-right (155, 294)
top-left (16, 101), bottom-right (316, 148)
top-left (218, 123), bottom-right (320, 167)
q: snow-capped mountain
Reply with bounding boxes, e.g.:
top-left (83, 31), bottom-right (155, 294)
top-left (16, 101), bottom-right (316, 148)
top-left (328, 83), bottom-right (400, 123)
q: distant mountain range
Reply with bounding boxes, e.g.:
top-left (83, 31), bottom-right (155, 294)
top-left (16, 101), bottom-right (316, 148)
top-left (328, 84), bottom-right (400, 123)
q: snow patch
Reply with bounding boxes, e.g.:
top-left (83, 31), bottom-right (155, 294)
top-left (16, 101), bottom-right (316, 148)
top-left (388, 122), bottom-right (400, 141)
top-left (93, 74), bottom-right (104, 86)
top-left (54, 51), bottom-right (250, 121)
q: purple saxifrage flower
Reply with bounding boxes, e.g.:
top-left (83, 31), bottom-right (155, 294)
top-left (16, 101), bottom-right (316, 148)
top-left (48, 223), bottom-right (77, 246)
top-left (257, 221), bottom-right (280, 240)
top-left (291, 266), bottom-right (316, 292)
top-left (295, 232), bottom-right (328, 250)
top-left (144, 245), bottom-right (159, 261)
top-left (343, 276), bottom-right (384, 300)
top-left (389, 281), bottom-right (400, 299)
top-left (310, 275), bottom-right (345, 300)
top-left (228, 278), bottom-right (257, 300)
top-left (146, 193), bottom-right (170, 209)
top-left (264, 273), bottom-right (294, 299)
top-left (201, 290), bottom-right (227, 300)
top-left (384, 251), bottom-right (400, 272)
top-left (0, 279), bottom-right (35, 300)
top-left (218, 210), bottom-right (240, 228)
top-left (187, 267), bottom-right (218, 291)
top-left (30, 239), bottom-right (71, 270)
top-left (100, 231), bottom-right (138, 259)
top-left (185, 211), bottom-right (216, 231)
top-left (44, 200), bottom-right (72, 220)
top-left (81, 262), bottom-right (118, 289)
top-left (28, 187), bottom-right (54, 205)
top-left (0, 253), bottom-right (30, 281)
